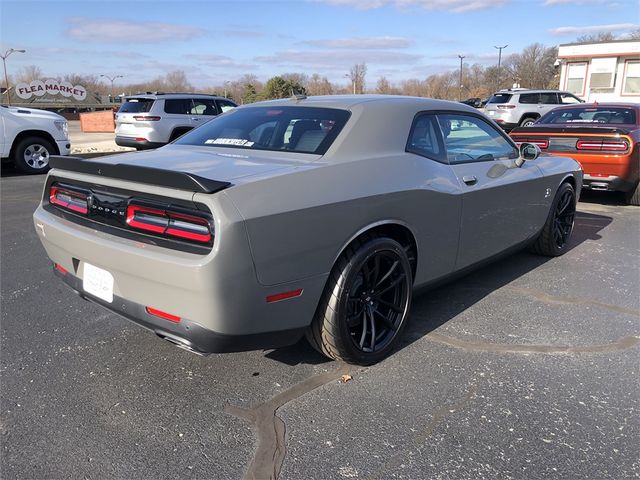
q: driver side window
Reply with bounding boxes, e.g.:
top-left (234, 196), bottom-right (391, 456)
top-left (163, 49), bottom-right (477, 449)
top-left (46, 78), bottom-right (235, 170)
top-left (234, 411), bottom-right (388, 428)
top-left (437, 114), bottom-right (518, 164)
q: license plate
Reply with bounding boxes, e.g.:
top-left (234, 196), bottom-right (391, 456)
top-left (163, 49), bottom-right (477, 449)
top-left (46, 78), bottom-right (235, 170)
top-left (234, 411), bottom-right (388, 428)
top-left (83, 263), bottom-right (114, 303)
top-left (488, 110), bottom-right (495, 116)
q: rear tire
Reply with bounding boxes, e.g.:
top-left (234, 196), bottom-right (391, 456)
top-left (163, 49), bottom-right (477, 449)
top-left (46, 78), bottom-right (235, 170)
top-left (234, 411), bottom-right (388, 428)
top-left (624, 182), bottom-right (639, 206)
top-left (306, 235), bottom-right (413, 365)
top-left (531, 182), bottom-right (576, 257)
top-left (13, 136), bottom-right (55, 174)
top-left (519, 117), bottom-right (536, 128)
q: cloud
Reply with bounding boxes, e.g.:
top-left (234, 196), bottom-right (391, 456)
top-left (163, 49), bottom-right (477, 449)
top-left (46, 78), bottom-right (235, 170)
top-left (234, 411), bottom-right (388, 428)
top-left (65, 17), bottom-right (205, 43)
top-left (549, 23), bottom-right (638, 35)
top-left (185, 54), bottom-right (255, 70)
top-left (222, 29), bottom-right (266, 38)
top-left (304, 36), bottom-right (412, 49)
top-left (543, 0), bottom-right (609, 4)
top-left (316, 0), bottom-right (508, 13)
top-left (254, 49), bottom-right (422, 71)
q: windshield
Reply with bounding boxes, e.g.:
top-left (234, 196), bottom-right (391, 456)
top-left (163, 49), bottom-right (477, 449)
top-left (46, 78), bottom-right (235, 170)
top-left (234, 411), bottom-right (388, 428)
top-left (539, 107), bottom-right (637, 125)
top-left (175, 106), bottom-right (351, 155)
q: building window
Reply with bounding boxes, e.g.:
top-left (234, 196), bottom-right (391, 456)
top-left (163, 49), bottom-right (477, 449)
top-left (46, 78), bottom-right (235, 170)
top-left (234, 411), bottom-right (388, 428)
top-left (623, 60), bottom-right (640, 95)
top-left (565, 62), bottom-right (587, 95)
top-left (589, 57), bottom-right (617, 90)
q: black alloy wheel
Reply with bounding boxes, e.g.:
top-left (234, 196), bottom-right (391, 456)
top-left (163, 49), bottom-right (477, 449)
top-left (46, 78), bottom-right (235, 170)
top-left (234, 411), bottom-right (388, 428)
top-left (532, 182), bottom-right (576, 257)
top-left (307, 235), bottom-right (413, 365)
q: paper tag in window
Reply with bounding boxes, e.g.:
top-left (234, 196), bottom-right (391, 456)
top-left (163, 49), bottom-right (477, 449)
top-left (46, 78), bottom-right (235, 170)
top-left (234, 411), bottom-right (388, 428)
top-left (83, 262), bottom-right (114, 303)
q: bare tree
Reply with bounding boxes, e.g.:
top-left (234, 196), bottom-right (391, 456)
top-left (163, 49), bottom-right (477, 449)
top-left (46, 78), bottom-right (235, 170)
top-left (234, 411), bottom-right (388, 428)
top-left (626, 28), bottom-right (640, 40)
top-left (164, 70), bottom-right (192, 92)
top-left (576, 31), bottom-right (616, 43)
top-left (375, 76), bottom-right (396, 94)
top-left (504, 43), bottom-right (558, 89)
top-left (306, 74), bottom-right (334, 95)
top-left (15, 65), bottom-right (43, 83)
top-left (349, 63), bottom-right (367, 94)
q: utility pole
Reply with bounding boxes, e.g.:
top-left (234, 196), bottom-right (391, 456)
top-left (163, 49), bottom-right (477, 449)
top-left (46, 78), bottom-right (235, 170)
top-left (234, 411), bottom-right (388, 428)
top-left (494, 44), bottom-right (508, 90)
top-left (1, 48), bottom-right (26, 106)
top-left (458, 55), bottom-right (465, 101)
top-left (100, 74), bottom-right (123, 104)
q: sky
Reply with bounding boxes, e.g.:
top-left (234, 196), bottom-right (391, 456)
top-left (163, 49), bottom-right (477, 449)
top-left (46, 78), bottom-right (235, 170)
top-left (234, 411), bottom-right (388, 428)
top-left (1, 0), bottom-right (638, 89)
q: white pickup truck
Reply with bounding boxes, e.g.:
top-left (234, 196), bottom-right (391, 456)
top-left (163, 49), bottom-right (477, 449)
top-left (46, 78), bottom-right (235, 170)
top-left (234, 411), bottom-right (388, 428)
top-left (1, 105), bottom-right (71, 174)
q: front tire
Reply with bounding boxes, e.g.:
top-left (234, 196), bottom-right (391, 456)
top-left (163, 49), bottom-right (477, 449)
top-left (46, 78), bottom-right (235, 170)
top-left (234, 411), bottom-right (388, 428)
top-left (307, 235), bottom-right (413, 365)
top-left (13, 136), bottom-right (55, 174)
top-left (531, 182), bottom-right (576, 256)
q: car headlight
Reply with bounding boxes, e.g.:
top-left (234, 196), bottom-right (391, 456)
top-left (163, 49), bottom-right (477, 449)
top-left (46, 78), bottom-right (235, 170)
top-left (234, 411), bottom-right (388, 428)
top-left (54, 120), bottom-right (68, 137)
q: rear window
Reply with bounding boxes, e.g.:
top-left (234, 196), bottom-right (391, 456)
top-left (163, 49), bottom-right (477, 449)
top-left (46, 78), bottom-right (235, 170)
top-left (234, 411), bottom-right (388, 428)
top-left (118, 99), bottom-right (154, 113)
top-left (175, 106), bottom-right (350, 155)
top-left (538, 107), bottom-right (637, 125)
top-left (487, 93), bottom-right (512, 104)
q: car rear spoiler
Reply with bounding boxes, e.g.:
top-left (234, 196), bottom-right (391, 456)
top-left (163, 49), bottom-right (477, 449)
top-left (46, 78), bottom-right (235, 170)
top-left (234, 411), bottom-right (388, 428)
top-left (48, 156), bottom-right (231, 194)
top-left (510, 126), bottom-right (632, 135)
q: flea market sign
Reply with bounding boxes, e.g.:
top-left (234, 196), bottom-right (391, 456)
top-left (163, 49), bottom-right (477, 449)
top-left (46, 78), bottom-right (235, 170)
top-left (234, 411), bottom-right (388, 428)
top-left (15, 79), bottom-right (87, 101)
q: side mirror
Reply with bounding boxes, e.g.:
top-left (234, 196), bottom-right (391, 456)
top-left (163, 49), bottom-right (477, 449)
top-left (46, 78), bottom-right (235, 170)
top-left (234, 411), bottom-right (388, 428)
top-left (516, 142), bottom-right (541, 166)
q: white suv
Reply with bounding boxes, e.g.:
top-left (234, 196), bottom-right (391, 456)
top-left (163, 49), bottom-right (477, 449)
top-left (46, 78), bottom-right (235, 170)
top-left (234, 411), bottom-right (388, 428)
top-left (484, 89), bottom-right (584, 131)
top-left (0, 105), bottom-right (70, 174)
top-left (115, 93), bottom-right (237, 150)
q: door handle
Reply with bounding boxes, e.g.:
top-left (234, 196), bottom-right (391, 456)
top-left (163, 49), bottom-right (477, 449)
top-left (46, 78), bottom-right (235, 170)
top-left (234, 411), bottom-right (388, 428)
top-left (191, 117), bottom-right (200, 121)
top-left (462, 175), bottom-right (477, 185)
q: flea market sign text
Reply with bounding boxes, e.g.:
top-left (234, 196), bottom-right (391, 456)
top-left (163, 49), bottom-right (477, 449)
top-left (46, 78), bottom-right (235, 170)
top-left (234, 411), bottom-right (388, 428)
top-left (15, 79), bottom-right (87, 101)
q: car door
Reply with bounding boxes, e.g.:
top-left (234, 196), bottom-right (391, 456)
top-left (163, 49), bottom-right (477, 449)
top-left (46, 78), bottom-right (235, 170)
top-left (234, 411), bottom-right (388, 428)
top-left (538, 92), bottom-right (560, 117)
top-left (436, 112), bottom-right (546, 270)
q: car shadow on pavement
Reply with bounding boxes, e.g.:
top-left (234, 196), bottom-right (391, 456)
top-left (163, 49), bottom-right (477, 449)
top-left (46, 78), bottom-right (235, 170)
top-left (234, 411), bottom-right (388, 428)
top-left (265, 209), bottom-right (613, 365)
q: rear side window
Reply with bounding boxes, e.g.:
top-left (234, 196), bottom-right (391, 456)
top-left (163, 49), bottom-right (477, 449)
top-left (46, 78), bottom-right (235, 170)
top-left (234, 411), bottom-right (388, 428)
top-left (519, 93), bottom-right (539, 104)
top-left (118, 99), bottom-right (154, 113)
top-left (190, 99), bottom-right (218, 116)
top-left (175, 106), bottom-right (350, 155)
top-left (406, 114), bottom-right (445, 162)
top-left (539, 93), bottom-right (558, 104)
top-left (164, 99), bottom-right (192, 114)
top-left (487, 93), bottom-right (512, 104)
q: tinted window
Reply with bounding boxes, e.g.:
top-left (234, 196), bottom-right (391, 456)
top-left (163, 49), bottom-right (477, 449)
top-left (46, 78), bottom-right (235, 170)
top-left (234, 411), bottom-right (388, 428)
top-left (487, 93), bottom-right (512, 104)
top-left (539, 107), bottom-right (637, 125)
top-left (190, 99), bottom-right (218, 116)
top-left (118, 99), bottom-right (154, 113)
top-left (539, 93), bottom-right (558, 104)
top-left (518, 93), bottom-right (539, 104)
top-left (175, 106), bottom-right (350, 155)
top-left (218, 100), bottom-right (237, 112)
top-left (406, 114), bottom-right (444, 162)
top-left (437, 114), bottom-right (517, 164)
top-left (559, 93), bottom-right (582, 104)
top-left (164, 99), bottom-right (192, 114)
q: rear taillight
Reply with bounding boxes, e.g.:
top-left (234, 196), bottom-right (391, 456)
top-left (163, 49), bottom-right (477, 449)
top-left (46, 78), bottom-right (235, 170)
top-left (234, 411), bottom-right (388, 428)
top-left (576, 140), bottom-right (629, 151)
top-left (126, 204), bottom-right (212, 244)
top-left (497, 104), bottom-right (516, 110)
top-left (133, 115), bottom-right (161, 121)
top-left (49, 185), bottom-right (89, 215)
top-left (514, 139), bottom-right (548, 149)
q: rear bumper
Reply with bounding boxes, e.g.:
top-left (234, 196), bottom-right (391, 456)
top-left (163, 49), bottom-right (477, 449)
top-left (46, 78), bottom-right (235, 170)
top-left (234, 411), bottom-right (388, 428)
top-left (53, 266), bottom-right (306, 354)
top-left (582, 174), bottom-right (637, 193)
top-left (115, 136), bottom-right (165, 150)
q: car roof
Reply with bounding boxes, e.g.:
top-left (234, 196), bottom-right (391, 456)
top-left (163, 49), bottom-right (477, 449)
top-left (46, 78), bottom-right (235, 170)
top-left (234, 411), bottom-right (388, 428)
top-left (125, 93), bottom-right (229, 100)
top-left (240, 94), bottom-right (476, 112)
top-left (549, 102), bottom-right (640, 110)
top-left (494, 89), bottom-right (572, 94)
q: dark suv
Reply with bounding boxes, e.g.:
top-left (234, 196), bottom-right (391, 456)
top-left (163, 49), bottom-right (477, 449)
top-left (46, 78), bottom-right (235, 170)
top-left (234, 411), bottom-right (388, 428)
top-left (115, 93), bottom-right (237, 149)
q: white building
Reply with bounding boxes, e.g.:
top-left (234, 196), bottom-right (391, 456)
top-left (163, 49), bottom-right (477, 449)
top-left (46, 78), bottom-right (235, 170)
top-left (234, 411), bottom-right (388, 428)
top-left (557, 40), bottom-right (640, 103)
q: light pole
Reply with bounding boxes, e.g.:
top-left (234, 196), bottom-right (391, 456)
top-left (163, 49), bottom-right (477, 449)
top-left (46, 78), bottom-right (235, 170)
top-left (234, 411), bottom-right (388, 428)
top-left (494, 44), bottom-right (508, 90)
top-left (458, 55), bottom-right (465, 101)
top-left (344, 73), bottom-right (355, 94)
top-left (100, 74), bottom-right (123, 103)
top-left (1, 48), bottom-right (26, 106)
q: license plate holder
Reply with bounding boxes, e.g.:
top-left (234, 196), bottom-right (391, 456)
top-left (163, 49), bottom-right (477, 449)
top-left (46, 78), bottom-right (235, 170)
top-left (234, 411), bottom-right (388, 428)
top-left (83, 262), bottom-right (114, 303)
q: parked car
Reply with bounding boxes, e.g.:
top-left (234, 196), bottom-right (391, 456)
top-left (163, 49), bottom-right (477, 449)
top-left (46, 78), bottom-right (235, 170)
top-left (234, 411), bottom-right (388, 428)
top-left (459, 97), bottom-right (483, 108)
top-left (115, 92), bottom-right (237, 150)
top-left (510, 103), bottom-right (640, 205)
top-left (485, 89), bottom-right (584, 131)
top-left (1, 105), bottom-right (70, 174)
top-left (34, 95), bottom-right (582, 365)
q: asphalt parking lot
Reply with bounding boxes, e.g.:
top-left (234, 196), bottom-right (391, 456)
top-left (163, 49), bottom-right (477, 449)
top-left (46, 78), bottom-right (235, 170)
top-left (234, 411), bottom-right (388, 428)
top-left (1, 167), bottom-right (639, 479)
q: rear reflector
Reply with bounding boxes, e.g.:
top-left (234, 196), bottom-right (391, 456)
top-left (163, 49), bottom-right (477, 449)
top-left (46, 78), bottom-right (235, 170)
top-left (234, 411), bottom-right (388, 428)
top-left (146, 306), bottom-right (181, 323)
top-left (49, 185), bottom-right (89, 214)
top-left (133, 116), bottom-right (161, 121)
top-left (54, 263), bottom-right (68, 274)
top-left (126, 204), bottom-right (212, 244)
top-left (266, 288), bottom-right (304, 303)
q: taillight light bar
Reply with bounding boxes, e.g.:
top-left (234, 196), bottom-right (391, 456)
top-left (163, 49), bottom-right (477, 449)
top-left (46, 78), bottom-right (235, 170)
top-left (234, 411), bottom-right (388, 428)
top-left (514, 139), bottom-right (549, 149)
top-left (133, 115), bottom-right (161, 121)
top-left (576, 140), bottom-right (629, 151)
top-left (49, 186), bottom-right (89, 214)
top-left (497, 104), bottom-right (516, 109)
top-left (126, 204), bottom-right (212, 244)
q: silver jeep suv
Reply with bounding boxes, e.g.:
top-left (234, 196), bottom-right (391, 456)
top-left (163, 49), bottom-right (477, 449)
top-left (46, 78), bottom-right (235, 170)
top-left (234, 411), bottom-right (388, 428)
top-left (484, 89), bottom-right (583, 131)
top-left (115, 93), bottom-right (237, 150)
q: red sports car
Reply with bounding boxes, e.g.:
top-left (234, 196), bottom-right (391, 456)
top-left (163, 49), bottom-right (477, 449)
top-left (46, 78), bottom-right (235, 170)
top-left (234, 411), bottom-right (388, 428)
top-left (510, 103), bottom-right (639, 205)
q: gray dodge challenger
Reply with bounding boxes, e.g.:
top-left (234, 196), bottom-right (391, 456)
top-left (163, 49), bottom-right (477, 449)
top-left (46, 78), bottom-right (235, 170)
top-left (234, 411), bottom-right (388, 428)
top-left (33, 95), bottom-right (582, 365)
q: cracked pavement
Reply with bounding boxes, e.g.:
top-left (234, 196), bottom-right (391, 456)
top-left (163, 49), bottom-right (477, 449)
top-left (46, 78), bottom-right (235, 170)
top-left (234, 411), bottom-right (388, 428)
top-left (1, 170), bottom-right (638, 479)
